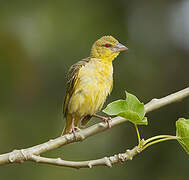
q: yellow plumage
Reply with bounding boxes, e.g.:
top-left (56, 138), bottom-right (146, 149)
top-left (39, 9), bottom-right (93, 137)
top-left (62, 35), bottom-right (128, 135)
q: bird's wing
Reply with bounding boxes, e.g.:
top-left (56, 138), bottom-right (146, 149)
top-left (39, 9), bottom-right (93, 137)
top-left (62, 57), bottom-right (90, 117)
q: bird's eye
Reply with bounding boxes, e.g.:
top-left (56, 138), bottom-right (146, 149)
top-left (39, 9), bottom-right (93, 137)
top-left (105, 44), bottom-right (112, 48)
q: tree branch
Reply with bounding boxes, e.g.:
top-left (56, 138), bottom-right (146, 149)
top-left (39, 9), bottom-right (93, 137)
top-left (29, 146), bottom-right (140, 168)
top-left (144, 87), bottom-right (189, 112)
top-left (0, 87), bottom-right (188, 168)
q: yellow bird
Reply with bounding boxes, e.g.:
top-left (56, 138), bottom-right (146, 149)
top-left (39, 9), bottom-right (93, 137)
top-left (62, 35), bottom-right (128, 135)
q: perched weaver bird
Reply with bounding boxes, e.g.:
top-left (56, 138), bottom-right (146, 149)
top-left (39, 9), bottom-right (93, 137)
top-left (62, 35), bottom-right (128, 135)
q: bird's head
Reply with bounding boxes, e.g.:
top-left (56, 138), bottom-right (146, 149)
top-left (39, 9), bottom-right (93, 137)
top-left (90, 35), bottom-right (128, 62)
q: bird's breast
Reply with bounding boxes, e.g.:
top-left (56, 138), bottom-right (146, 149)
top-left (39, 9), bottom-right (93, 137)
top-left (79, 60), bottom-right (113, 95)
top-left (68, 60), bottom-right (113, 116)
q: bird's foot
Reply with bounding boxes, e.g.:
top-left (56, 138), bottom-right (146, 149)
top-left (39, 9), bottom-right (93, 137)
top-left (103, 117), bottom-right (111, 128)
top-left (73, 126), bottom-right (81, 131)
top-left (69, 126), bottom-right (81, 138)
top-left (93, 114), bottom-right (111, 128)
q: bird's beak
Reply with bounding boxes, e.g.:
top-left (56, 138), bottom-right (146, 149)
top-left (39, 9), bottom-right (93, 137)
top-left (113, 42), bottom-right (128, 52)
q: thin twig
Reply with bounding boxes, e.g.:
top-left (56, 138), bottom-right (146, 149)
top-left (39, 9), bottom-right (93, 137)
top-left (0, 87), bottom-right (188, 168)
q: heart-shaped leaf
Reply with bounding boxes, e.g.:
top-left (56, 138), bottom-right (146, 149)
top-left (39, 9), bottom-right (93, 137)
top-left (103, 92), bottom-right (148, 125)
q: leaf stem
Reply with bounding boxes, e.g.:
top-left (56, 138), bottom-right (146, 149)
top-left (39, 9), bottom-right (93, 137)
top-left (134, 124), bottom-right (141, 146)
top-left (143, 135), bottom-right (177, 145)
top-left (141, 136), bottom-right (178, 151)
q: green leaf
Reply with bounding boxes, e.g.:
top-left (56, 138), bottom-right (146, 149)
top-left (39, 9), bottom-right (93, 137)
top-left (141, 117), bottom-right (148, 125)
top-left (118, 111), bottom-right (148, 125)
top-left (124, 92), bottom-right (145, 120)
top-left (103, 91), bottom-right (148, 125)
top-left (176, 118), bottom-right (189, 154)
top-left (103, 100), bottom-right (127, 115)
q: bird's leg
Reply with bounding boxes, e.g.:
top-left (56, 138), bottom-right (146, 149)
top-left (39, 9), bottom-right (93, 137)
top-left (69, 117), bottom-right (80, 138)
top-left (69, 117), bottom-right (76, 138)
top-left (93, 114), bottom-right (111, 128)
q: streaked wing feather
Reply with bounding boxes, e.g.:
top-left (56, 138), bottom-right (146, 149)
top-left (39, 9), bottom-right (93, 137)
top-left (62, 57), bottom-right (90, 117)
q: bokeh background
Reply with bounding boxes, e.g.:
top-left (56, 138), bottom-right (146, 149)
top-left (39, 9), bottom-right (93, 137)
top-left (0, 0), bottom-right (189, 179)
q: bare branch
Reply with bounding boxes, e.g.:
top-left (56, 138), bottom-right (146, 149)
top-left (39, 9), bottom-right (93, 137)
top-left (29, 146), bottom-right (140, 169)
top-left (0, 87), bottom-right (188, 168)
top-left (144, 87), bottom-right (189, 112)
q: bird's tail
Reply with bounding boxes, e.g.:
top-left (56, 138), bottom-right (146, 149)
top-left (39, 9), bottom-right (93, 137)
top-left (81, 115), bottom-right (92, 127)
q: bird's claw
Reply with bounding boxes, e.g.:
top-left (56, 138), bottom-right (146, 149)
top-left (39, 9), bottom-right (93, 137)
top-left (69, 127), bottom-right (81, 138)
top-left (103, 117), bottom-right (111, 128)
top-left (93, 114), bottom-right (112, 128)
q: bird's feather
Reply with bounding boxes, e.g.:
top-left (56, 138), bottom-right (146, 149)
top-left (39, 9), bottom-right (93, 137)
top-left (62, 58), bottom-right (90, 118)
top-left (61, 35), bottom-right (127, 135)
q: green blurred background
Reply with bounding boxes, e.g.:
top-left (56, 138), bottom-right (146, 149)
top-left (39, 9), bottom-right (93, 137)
top-left (0, 0), bottom-right (189, 179)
